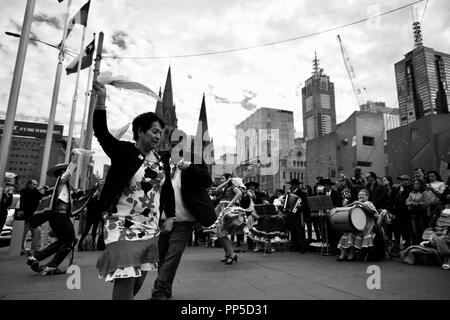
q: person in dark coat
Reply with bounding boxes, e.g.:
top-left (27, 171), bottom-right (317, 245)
top-left (0, 185), bottom-right (14, 238)
top-left (323, 178), bottom-right (343, 252)
top-left (151, 152), bottom-right (216, 300)
top-left (285, 179), bottom-right (309, 253)
top-left (365, 172), bottom-right (387, 209)
top-left (18, 179), bottom-right (45, 255)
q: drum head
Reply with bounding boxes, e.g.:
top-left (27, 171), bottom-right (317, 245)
top-left (350, 207), bottom-right (367, 231)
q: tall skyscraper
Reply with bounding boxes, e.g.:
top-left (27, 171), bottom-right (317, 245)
top-left (155, 66), bottom-right (178, 151)
top-left (394, 22), bottom-right (450, 126)
top-left (302, 53), bottom-right (337, 141)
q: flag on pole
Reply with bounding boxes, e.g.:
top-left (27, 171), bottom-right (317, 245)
top-left (110, 123), bottom-right (131, 140)
top-left (66, 39), bottom-right (95, 75)
top-left (65, 0), bottom-right (90, 40)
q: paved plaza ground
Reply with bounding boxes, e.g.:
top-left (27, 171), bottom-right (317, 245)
top-left (1, 243), bottom-right (449, 300)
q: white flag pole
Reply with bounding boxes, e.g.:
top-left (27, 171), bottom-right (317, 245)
top-left (39, 0), bottom-right (72, 186)
top-left (74, 43), bottom-right (94, 190)
top-left (65, 25), bottom-right (87, 164)
top-left (0, 0), bottom-right (36, 202)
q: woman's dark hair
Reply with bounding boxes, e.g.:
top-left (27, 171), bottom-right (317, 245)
top-left (413, 178), bottom-right (426, 192)
top-left (367, 172), bottom-right (378, 180)
top-left (427, 170), bottom-right (442, 182)
top-left (26, 180), bottom-right (34, 188)
top-left (132, 112), bottom-right (165, 141)
top-left (383, 176), bottom-right (393, 186)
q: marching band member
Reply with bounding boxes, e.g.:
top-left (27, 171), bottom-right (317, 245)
top-left (285, 179), bottom-right (309, 253)
top-left (337, 188), bottom-right (379, 261)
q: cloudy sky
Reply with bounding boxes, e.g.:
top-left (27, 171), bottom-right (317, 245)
top-left (1, 0), bottom-right (449, 175)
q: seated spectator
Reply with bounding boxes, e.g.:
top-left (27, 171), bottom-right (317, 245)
top-left (401, 208), bottom-right (450, 269)
top-left (337, 189), bottom-right (379, 261)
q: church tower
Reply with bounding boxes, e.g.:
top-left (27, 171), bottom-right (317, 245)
top-left (155, 67), bottom-right (178, 152)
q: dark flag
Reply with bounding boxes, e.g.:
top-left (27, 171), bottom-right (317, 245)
top-left (66, 39), bottom-right (95, 75)
top-left (65, 0), bottom-right (90, 40)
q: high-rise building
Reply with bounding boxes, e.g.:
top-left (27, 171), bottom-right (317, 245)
top-left (0, 119), bottom-right (71, 187)
top-left (155, 66), bottom-right (178, 151)
top-left (394, 22), bottom-right (450, 126)
top-left (302, 53), bottom-right (337, 141)
top-left (235, 107), bottom-right (294, 194)
top-left (305, 111), bottom-right (387, 185)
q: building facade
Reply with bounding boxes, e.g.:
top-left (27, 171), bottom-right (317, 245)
top-left (305, 111), bottom-right (387, 185)
top-left (386, 113), bottom-right (450, 182)
top-left (395, 45), bottom-right (450, 126)
top-left (302, 53), bottom-right (337, 141)
top-left (0, 120), bottom-right (68, 188)
top-left (234, 108), bottom-right (303, 194)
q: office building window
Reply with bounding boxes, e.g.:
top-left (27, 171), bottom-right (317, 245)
top-left (357, 161), bottom-right (372, 167)
top-left (362, 136), bottom-right (375, 146)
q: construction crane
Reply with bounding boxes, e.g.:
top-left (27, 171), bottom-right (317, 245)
top-left (337, 34), bottom-right (372, 111)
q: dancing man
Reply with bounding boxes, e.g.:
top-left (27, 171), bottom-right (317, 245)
top-left (27, 156), bottom-right (78, 275)
top-left (151, 152), bottom-right (216, 300)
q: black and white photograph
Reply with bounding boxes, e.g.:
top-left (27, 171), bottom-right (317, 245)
top-left (0, 0), bottom-right (449, 309)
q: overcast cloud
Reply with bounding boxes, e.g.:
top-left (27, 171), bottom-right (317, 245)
top-left (1, 0), bottom-right (449, 175)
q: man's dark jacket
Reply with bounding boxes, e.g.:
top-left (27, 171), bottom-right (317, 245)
top-left (180, 164), bottom-right (216, 227)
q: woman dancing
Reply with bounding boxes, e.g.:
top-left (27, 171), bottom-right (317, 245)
top-left (92, 82), bottom-right (175, 300)
top-left (213, 174), bottom-right (246, 264)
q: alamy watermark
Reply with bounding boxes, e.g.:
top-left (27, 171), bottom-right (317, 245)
top-left (66, 264), bottom-right (81, 290)
top-left (169, 125), bottom-right (280, 175)
top-left (366, 265), bottom-right (381, 290)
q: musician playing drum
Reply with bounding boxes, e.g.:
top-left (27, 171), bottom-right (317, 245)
top-left (337, 188), bottom-right (379, 261)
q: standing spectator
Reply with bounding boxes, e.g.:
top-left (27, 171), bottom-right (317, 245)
top-left (406, 178), bottom-right (432, 245)
top-left (413, 168), bottom-right (426, 181)
top-left (323, 179), bottom-right (342, 252)
top-left (77, 180), bottom-right (104, 251)
top-left (426, 170), bottom-right (446, 226)
top-left (340, 169), bottom-right (365, 202)
top-left (0, 185), bottom-right (14, 237)
top-left (440, 176), bottom-right (450, 206)
top-left (365, 172), bottom-right (387, 209)
top-left (18, 180), bottom-right (45, 256)
top-left (391, 175), bottom-right (413, 251)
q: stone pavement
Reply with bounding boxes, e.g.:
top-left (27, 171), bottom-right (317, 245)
top-left (0, 245), bottom-right (449, 300)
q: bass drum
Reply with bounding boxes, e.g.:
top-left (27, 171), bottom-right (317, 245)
top-left (329, 206), bottom-right (367, 233)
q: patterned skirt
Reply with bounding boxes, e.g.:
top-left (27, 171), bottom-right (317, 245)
top-left (96, 237), bottom-right (159, 282)
top-left (337, 231), bottom-right (374, 250)
top-left (203, 201), bottom-right (247, 237)
top-left (249, 215), bottom-right (288, 244)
